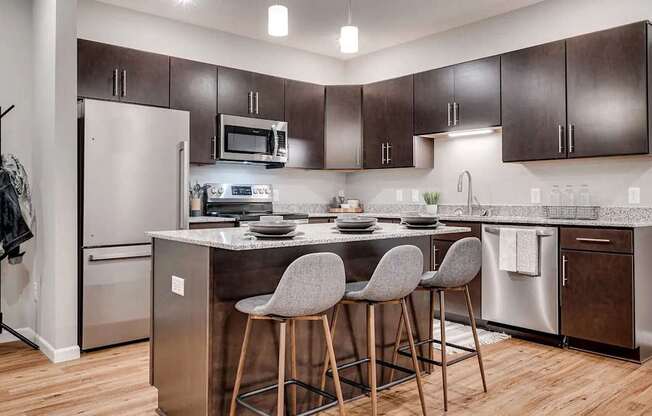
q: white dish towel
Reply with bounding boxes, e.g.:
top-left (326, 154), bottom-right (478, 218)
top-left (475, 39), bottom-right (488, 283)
top-left (516, 229), bottom-right (540, 276)
top-left (498, 228), bottom-right (518, 272)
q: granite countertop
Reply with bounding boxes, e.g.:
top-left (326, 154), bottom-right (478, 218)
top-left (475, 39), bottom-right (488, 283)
top-left (188, 216), bottom-right (236, 223)
top-left (148, 222), bottom-right (470, 251)
top-left (307, 212), bottom-right (652, 228)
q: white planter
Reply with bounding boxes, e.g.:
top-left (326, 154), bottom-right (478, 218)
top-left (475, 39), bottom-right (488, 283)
top-left (426, 204), bottom-right (438, 215)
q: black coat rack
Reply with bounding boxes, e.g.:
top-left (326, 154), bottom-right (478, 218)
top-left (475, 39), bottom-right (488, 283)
top-left (0, 105), bottom-right (39, 350)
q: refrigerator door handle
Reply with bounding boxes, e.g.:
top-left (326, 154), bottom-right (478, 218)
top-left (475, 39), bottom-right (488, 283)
top-left (178, 141), bottom-right (190, 230)
top-left (89, 252), bottom-right (151, 262)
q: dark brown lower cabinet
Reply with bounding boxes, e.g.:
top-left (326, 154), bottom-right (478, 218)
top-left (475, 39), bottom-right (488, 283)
top-left (561, 250), bottom-right (634, 348)
top-left (433, 221), bottom-right (482, 320)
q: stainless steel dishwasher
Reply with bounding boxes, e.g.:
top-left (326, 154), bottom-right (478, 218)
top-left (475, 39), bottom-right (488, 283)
top-left (482, 224), bottom-right (559, 335)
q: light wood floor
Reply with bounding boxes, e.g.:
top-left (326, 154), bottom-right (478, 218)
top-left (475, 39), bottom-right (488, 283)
top-left (1, 338), bottom-right (652, 415)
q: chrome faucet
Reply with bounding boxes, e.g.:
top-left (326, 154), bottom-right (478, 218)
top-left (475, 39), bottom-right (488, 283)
top-left (457, 170), bottom-right (473, 215)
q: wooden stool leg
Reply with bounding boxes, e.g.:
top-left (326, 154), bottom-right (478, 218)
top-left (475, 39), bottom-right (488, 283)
top-left (321, 315), bottom-right (347, 416)
top-left (439, 290), bottom-right (448, 412)
top-left (318, 303), bottom-right (341, 406)
top-left (388, 306), bottom-right (404, 382)
top-left (465, 285), bottom-right (487, 393)
top-left (278, 321), bottom-right (287, 416)
top-left (367, 304), bottom-right (378, 416)
top-left (428, 289), bottom-right (436, 374)
top-left (290, 320), bottom-right (297, 416)
top-left (229, 315), bottom-right (253, 416)
top-left (401, 299), bottom-right (428, 416)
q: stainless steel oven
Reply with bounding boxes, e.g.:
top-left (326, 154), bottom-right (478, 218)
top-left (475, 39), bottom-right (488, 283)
top-left (217, 114), bottom-right (288, 164)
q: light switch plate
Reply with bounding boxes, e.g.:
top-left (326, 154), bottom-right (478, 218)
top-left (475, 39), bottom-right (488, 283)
top-left (530, 188), bottom-right (541, 204)
top-left (396, 189), bottom-right (403, 202)
top-left (629, 187), bottom-right (641, 204)
top-left (411, 189), bottom-right (420, 202)
top-left (171, 275), bottom-right (185, 296)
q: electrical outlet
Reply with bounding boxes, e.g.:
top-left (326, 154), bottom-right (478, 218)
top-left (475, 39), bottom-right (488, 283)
top-left (396, 189), bottom-right (403, 202)
top-left (530, 188), bottom-right (541, 204)
top-left (33, 281), bottom-right (39, 302)
top-left (171, 275), bottom-right (185, 296)
top-left (629, 187), bottom-right (641, 204)
top-left (411, 189), bottom-right (420, 202)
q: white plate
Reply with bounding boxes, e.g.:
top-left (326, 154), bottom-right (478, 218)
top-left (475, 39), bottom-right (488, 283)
top-left (402, 222), bottom-right (442, 229)
top-left (244, 231), bottom-right (305, 239)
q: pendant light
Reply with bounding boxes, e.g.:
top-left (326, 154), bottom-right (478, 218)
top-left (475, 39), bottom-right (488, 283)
top-left (268, 3), bottom-right (289, 37)
top-left (340, 0), bottom-right (358, 54)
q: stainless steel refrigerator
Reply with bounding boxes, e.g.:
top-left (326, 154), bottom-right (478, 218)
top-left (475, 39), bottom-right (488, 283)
top-left (79, 99), bottom-right (190, 350)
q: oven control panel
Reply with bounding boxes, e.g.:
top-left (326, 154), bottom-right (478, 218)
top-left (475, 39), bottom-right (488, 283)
top-left (204, 183), bottom-right (272, 202)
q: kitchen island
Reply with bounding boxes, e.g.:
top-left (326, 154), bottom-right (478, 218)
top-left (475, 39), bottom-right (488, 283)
top-left (148, 222), bottom-right (470, 416)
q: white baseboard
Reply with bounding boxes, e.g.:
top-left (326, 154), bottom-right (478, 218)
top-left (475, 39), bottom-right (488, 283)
top-left (0, 327), bottom-right (80, 363)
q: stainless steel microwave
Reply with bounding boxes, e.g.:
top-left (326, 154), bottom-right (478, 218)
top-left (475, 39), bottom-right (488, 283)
top-left (217, 114), bottom-right (288, 164)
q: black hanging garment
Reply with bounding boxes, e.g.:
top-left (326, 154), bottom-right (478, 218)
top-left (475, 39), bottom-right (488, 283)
top-left (0, 169), bottom-right (32, 263)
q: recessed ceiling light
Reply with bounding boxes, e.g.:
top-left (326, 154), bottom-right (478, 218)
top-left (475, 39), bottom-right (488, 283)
top-left (340, 0), bottom-right (358, 54)
top-left (448, 129), bottom-right (495, 138)
top-left (176, 0), bottom-right (193, 5)
top-left (268, 4), bottom-right (289, 37)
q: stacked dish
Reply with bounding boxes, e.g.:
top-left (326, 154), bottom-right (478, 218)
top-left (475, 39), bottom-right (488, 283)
top-left (246, 220), bottom-right (303, 239)
top-left (334, 216), bottom-right (380, 234)
top-left (401, 213), bottom-right (441, 229)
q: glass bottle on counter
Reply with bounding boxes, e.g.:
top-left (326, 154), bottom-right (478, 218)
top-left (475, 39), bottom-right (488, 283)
top-left (561, 185), bottom-right (575, 206)
top-left (578, 184), bottom-right (591, 206)
top-left (549, 185), bottom-right (561, 206)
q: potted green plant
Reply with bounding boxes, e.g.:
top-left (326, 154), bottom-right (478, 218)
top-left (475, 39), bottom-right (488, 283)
top-left (423, 191), bottom-right (441, 215)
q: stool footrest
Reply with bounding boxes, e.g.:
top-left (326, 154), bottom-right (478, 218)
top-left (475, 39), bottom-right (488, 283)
top-left (326, 358), bottom-right (416, 394)
top-left (397, 338), bottom-right (478, 366)
top-left (236, 379), bottom-right (338, 416)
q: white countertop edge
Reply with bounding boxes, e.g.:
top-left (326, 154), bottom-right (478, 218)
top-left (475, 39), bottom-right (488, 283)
top-left (148, 223), bottom-right (471, 251)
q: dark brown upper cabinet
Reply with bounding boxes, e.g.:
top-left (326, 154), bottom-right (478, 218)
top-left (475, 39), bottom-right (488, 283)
top-left (414, 56), bottom-right (501, 135)
top-left (363, 75), bottom-right (417, 169)
top-left (77, 39), bottom-right (169, 108)
top-left (170, 58), bottom-right (218, 165)
top-left (501, 41), bottom-right (567, 162)
top-left (566, 22), bottom-right (650, 158)
top-left (217, 67), bottom-right (285, 121)
top-left (284, 80), bottom-right (325, 169)
top-left (324, 85), bottom-right (363, 169)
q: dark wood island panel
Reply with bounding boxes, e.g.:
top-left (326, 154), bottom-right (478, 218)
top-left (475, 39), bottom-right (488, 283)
top-left (151, 236), bottom-right (434, 416)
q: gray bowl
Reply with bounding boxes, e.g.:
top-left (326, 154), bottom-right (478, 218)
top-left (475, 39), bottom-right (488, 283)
top-left (249, 221), bottom-right (297, 235)
top-left (402, 215), bottom-right (439, 225)
top-left (335, 216), bottom-right (378, 229)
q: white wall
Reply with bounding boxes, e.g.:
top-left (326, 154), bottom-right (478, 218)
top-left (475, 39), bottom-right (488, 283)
top-left (0, 0), bottom-right (36, 343)
top-left (77, 0), bottom-right (345, 85)
top-left (31, 0), bottom-right (79, 362)
top-left (344, 0), bottom-right (652, 207)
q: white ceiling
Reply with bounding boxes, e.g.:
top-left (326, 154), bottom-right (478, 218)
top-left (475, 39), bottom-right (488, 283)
top-left (96, 0), bottom-right (545, 60)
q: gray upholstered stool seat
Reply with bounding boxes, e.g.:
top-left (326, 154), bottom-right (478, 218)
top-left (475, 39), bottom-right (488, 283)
top-left (230, 252), bottom-right (347, 416)
top-left (393, 237), bottom-right (486, 412)
top-left (320, 245), bottom-right (428, 416)
top-left (235, 294), bottom-right (273, 315)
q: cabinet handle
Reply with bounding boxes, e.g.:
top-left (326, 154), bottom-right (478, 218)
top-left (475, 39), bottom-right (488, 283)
top-left (112, 69), bottom-right (119, 96)
top-left (247, 91), bottom-right (253, 114)
top-left (453, 102), bottom-right (459, 126)
top-left (568, 124), bottom-right (575, 153)
top-left (575, 237), bottom-right (611, 244)
top-left (210, 136), bottom-right (217, 160)
top-left (447, 102), bottom-right (452, 127)
top-left (558, 124), bottom-right (565, 153)
top-left (381, 143), bottom-right (386, 165)
top-left (254, 92), bottom-right (259, 115)
top-left (386, 141), bottom-right (392, 164)
top-left (121, 70), bottom-right (127, 97)
top-left (355, 142), bottom-right (360, 167)
top-left (561, 255), bottom-right (568, 287)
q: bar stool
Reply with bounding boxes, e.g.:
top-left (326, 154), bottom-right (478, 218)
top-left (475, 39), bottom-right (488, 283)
top-left (319, 245), bottom-right (428, 416)
top-left (229, 252), bottom-right (347, 416)
top-left (392, 237), bottom-right (486, 411)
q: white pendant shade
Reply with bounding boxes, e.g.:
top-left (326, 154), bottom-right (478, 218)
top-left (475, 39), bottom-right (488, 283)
top-left (339, 25), bottom-right (359, 54)
top-left (268, 4), bottom-right (288, 37)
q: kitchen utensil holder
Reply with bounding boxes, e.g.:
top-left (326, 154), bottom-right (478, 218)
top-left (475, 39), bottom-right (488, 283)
top-left (542, 205), bottom-right (599, 220)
